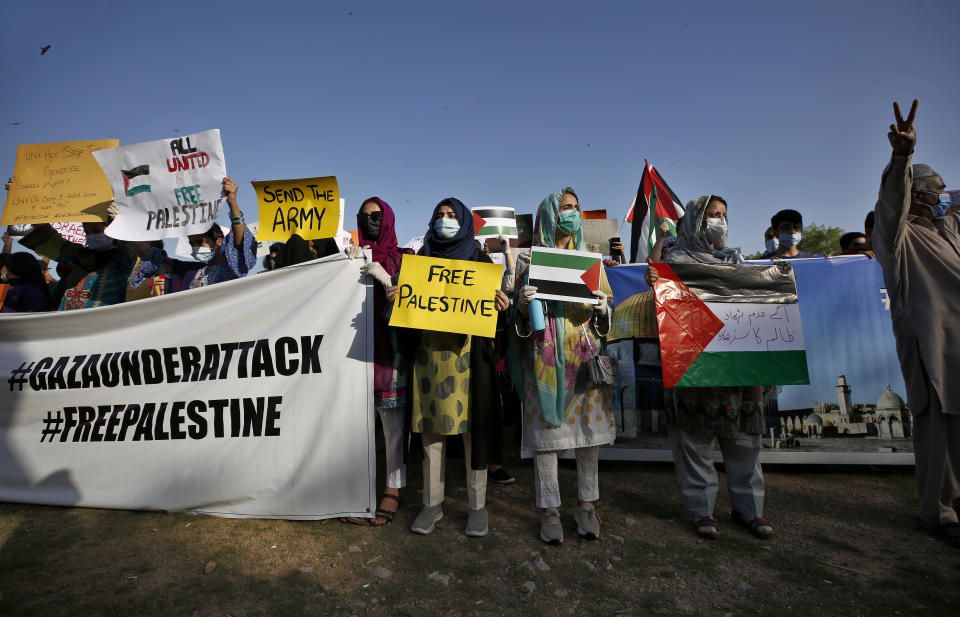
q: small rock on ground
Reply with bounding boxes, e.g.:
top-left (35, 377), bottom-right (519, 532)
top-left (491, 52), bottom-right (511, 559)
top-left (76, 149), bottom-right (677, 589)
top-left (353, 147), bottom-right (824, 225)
top-left (203, 561), bottom-right (216, 575)
top-left (521, 581), bottom-right (536, 594)
top-left (553, 588), bottom-right (569, 598)
top-left (427, 571), bottom-right (450, 586)
top-left (373, 566), bottom-right (392, 579)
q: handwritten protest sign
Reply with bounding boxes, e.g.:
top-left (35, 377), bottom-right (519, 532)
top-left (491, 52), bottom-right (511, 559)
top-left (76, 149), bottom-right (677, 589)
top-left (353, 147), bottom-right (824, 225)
top-left (51, 222), bottom-right (87, 245)
top-left (1, 139), bottom-right (118, 225)
top-left (389, 254), bottom-right (503, 338)
top-left (92, 130), bottom-right (227, 241)
top-left (253, 177), bottom-right (340, 241)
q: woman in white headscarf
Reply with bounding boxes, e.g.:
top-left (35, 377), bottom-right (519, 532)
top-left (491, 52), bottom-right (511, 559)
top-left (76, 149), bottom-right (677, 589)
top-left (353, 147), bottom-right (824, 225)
top-left (646, 195), bottom-right (773, 541)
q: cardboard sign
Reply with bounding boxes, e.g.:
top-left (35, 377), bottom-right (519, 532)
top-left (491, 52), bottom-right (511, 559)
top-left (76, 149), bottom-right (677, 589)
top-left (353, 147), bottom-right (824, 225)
top-left (581, 218), bottom-right (620, 255)
top-left (93, 129), bottom-right (227, 241)
top-left (389, 254), bottom-right (503, 338)
top-left (253, 176), bottom-right (340, 241)
top-left (1, 139), bottom-right (118, 225)
top-left (514, 214), bottom-right (533, 248)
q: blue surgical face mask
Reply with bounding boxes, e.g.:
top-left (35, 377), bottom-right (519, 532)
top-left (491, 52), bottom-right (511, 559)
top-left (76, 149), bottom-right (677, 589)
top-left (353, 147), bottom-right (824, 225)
top-left (85, 233), bottom-right (113, 249)
top-left (556, 209), bottom-right (582, 234)
top-left (192, 246), bottom-right (215, 263)
top-left (930, 193), bottom-right (950, 218)
top-left (433, 218), bottom-right (460, 240)
top-left (779, 232), bottom-right (802, 248)
top-left (765, 237), bottom-right (779, 254)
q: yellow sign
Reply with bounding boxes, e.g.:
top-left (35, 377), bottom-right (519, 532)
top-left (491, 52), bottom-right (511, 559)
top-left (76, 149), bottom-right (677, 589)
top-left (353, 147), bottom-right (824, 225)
top-left (1, 139), bottom-right (119, 225)
top-left (253, 176), bottom-right (340, 241)
top-left (389, 254), bottom-right (504, 338)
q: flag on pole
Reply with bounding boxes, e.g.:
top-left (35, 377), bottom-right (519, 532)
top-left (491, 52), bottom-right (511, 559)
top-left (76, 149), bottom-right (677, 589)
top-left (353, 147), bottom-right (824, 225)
top-left (651, 262), bottom-right (809, 388)
top-left (627, 160), bottom-right (684, 263)
top-left (529, 247), bottom-right (602, 304)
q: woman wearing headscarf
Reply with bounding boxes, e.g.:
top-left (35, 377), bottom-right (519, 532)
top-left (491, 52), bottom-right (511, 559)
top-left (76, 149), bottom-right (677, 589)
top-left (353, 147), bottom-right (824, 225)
top-left (346, 197), bottom-right (410, 526)
top-left (395, 198), bottom-right (509, 538)
top-left (646, 195), bottom-right (774, 540)
top-left (509, 187), bottom-right (615, 545)
top-left (0, 250), bottom-right (51, 312)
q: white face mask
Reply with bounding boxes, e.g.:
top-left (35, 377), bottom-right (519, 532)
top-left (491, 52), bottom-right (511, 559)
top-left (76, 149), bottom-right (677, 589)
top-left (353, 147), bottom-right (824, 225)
top-left (765, 237), bottom-right (779, 253)
top-left (704, 216), bottom-right (727, 245)
top-left (192, 246), bottom-right (215, 263)
top-left (85, 233), bottom-right (113, 249)
top-left (433, 218), bottom-right (460, 240)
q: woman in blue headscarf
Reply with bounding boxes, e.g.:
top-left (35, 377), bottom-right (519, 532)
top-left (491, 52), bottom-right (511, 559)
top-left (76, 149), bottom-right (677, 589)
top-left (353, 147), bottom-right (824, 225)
top-left (397, 198), bottom-right (509, 538)
top-left (508, 187), bottom-right (615, 545)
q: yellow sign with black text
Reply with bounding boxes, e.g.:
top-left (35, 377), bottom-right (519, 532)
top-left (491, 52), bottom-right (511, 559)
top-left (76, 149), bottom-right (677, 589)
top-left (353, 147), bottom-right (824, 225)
top-left (389, 254), bottom-right (503, 338)
top-left (252, 176), bottom-right (340, 241)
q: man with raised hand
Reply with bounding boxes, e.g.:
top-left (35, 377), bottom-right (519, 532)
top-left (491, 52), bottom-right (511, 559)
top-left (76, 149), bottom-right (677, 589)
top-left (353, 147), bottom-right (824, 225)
top-left (873, 99), bottom-right (960, 549)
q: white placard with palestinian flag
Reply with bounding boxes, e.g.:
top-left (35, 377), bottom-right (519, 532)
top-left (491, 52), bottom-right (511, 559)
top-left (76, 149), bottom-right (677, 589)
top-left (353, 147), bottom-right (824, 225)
top-left (651, 262), bottom-right (810, 389)
top-left (472, 207), bottom-right (517, 240)
top-left (529, 247), bottom-right (602, 305)
top-left (92, 129), bottom-right (227, 241)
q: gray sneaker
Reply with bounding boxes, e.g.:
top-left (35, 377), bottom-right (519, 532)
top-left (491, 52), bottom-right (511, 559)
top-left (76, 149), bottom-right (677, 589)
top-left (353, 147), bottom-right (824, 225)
top-left (465, 507), bottom-right (489, 537)
top-left (410, 505), bottom-right (443, 535)
top-left (575, 503), bottom-right (600, 540)
top-left (540, 507), bottom-right (563, 545)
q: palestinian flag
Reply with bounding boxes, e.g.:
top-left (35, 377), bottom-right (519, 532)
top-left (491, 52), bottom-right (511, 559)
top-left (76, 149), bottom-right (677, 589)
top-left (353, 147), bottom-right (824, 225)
top-left (122, 165), bottom-right (151, 196)
top-left (472, 207), bottom-right (517, 240)
top-left (627, 160), bottom-right (684, 263)
top-left (529, 247), bottom-right (602, 305)
top-left (651, 262), bottom-right (809, 388)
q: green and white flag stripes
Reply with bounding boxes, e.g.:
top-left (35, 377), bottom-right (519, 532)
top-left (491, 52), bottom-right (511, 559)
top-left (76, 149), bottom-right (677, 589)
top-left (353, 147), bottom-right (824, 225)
top-left (651, 262), bottom-right (810, 388)
top-left (472, 207), bottom-right (517, 240)
top-left (529, 246), bottom-right (602, 305)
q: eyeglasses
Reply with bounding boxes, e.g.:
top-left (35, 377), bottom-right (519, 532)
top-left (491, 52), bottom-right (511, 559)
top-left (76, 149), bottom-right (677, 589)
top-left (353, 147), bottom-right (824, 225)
top-left (359, 211), bottom-right (382, 222)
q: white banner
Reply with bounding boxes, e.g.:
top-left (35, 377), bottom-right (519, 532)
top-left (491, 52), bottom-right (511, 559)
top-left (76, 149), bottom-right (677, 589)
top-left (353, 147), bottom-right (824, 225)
top-left (94, 129), bottom-right (227, 241)
top-left (0, 256), bottom-right (375, 519)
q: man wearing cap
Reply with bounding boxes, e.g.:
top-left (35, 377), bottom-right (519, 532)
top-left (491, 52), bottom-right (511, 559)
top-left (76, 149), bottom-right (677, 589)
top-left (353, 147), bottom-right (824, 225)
top-left (761, 209), bottom-right (819, 259)
top-left (874, 99), bottom-right (960, 550)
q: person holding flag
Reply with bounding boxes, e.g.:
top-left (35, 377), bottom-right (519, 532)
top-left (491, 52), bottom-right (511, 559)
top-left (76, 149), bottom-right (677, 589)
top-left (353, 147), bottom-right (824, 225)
top-left (627, 161), bottom-right (684, 263)
top-left (509, 187), bottom-right (615, 545)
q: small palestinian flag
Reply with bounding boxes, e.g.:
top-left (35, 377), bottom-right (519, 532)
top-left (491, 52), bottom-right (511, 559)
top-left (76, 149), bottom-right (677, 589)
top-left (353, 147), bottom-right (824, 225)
top-left (651, 262), bottom-right (809, 388)
top-left (529, 247), bottom-right (602, 305)
top-left (472, 207), bottom-right (517, 240)
top-left (627, 160), bottom-right (684, 263)
top-left (122, 165), bottom-right (150, 197)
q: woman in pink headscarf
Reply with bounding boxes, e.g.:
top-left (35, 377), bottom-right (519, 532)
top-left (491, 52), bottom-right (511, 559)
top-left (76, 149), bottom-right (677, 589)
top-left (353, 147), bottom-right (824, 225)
top-left (350, 197), bottom-right (410, 526)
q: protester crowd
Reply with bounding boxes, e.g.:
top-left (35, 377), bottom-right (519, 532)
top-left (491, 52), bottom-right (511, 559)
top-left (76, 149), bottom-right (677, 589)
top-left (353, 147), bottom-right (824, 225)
top-left (1, 99), bottom-right (957, 550)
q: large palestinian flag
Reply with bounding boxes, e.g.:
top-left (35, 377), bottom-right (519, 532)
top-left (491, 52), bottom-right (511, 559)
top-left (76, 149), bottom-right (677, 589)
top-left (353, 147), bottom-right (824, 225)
top-left (472, 207), bottom-right (517, 240)
top-left (627, 160), bottom-right (684, 263)
top-left (529, 247), bottom-right (602, 305)
top-left (651, 262), bottom-right (809, 388)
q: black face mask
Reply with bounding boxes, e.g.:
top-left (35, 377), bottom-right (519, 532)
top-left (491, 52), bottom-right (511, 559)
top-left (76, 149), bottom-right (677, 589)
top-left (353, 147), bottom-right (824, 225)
top-left (359, 212), bottom-right (382, 240)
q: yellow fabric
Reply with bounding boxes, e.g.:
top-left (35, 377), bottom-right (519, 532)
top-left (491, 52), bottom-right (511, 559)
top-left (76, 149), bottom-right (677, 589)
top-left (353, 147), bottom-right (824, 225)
top-left (411, 332), bottom-right (472, 435)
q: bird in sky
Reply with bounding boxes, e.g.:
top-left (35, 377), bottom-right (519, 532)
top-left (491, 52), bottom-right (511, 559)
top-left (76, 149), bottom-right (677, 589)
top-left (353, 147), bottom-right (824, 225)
top-left (40, 45), bottom-right (51, 55)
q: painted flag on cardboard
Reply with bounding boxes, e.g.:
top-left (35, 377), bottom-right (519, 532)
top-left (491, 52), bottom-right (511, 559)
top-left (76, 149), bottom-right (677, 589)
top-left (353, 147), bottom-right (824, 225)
top-left (651, 262), bottom-right (810, 388)
top-left (472, 207), bottom-right (517, 240)
top-left (122, 165), bottom-right (151, 196)
top-left (529, 247), bottom-right (602, 305)
top-left (627, 160), bottom-right (684, 263)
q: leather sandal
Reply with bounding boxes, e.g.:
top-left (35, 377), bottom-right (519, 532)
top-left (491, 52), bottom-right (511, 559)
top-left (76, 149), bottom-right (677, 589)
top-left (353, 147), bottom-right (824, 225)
top-left (694, 516), bottom-right (719, 539)
top-left (732, 510), bottom-right (774, 539)
top-left (370, 493), bottom-right (399, 527)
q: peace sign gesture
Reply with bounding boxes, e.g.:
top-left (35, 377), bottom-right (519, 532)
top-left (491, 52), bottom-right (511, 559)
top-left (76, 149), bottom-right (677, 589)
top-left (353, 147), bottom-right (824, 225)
top-left (888, 99), bottom-right (918, 156)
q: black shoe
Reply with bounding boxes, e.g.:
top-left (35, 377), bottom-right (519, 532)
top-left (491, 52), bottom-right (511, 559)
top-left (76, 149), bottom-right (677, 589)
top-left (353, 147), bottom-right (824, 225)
top-left (488, 467), bottom-right (515, 484)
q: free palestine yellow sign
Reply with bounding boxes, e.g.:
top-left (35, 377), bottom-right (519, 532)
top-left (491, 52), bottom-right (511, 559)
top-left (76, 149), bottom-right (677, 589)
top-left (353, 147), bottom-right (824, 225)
top-left (1, 139), bottom-right (119, 225)
top-left (389, 254), bottom-right (503, 338)
top-left (252, 176), bottom-right (340, 241)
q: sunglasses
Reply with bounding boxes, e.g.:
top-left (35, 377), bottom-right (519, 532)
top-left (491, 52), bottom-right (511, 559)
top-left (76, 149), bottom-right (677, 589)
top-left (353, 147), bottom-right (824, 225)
top-left (359, 211), bottom-right (382, 222)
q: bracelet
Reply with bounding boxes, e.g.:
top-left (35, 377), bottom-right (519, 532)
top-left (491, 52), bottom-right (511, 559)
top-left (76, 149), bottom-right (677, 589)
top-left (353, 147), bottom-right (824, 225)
top-left (514, 316), bottom-right (533, 338)
top-left (229, 212), bottom-right (245, 225)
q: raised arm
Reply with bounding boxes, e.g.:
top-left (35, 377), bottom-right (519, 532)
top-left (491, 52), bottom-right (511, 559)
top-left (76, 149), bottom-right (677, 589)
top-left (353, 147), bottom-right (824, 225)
top-left (873, 99), bottom-right (918, 263)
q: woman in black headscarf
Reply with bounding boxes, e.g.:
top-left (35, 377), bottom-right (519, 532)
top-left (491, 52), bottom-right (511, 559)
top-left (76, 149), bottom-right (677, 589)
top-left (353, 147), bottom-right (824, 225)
top-left (1, 251), bottom-right (51, 312)
top-left (395, 198), bottom-right (509, 538)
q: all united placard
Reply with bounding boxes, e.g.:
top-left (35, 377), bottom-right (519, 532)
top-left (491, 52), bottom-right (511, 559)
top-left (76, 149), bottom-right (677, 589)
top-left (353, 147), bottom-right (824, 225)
top-left (92, 129), bottom-right (227, 241)
top-left (389, 254), bottom-right (503, 338)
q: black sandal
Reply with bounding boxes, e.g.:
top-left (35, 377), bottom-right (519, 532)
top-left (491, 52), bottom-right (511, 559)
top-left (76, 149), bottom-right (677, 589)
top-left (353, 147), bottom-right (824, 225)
top-left (371, 493), bottom-right (399, 527)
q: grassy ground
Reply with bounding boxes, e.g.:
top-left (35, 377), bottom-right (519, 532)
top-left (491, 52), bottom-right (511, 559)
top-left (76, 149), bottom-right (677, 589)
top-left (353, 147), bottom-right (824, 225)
top-left (1, 446), bottom-right (959, 616)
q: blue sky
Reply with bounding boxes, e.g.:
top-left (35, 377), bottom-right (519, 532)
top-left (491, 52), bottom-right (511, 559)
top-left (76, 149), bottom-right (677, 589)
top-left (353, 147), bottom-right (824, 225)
top-left (2, 0), bottom-right (958, 254)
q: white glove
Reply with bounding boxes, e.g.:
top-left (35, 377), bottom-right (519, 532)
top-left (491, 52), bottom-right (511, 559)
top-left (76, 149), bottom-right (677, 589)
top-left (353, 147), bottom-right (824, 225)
top-left (518, 284), bottom-right (537, 310)
top-left (361, 261), bottom-right (392, 290)
top-left (345, 244), bottom-right (365, 259)
top-left (107, 201), bottom-right (120, 219)
top-left (592, 290), bottom-right (609, 316)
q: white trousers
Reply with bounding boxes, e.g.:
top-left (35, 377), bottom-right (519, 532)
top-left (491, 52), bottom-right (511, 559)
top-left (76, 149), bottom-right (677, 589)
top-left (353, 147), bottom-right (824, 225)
top-left (533, 446), bottom-right (600, 509)
top-left (671, 429), bottom-right (765, 520)
top-left (422, 432), bottom-right (486, 509)
top-left (377, 407), bottom-right (406, 490)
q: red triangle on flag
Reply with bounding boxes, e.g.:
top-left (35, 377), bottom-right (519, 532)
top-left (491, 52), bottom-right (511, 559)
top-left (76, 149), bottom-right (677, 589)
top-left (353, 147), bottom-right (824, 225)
top-left (580, 260), bottom-right (602, 293)
top-left (651, 263), bottom-right (724, 388)
top-left (472, 212), bottom-right (487, 235)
